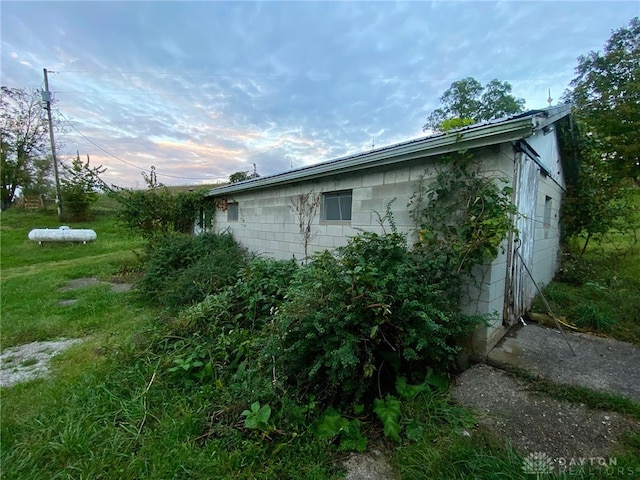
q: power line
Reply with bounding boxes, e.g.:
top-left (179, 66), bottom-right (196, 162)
top-left (55, 108), bottom-right (215, 181)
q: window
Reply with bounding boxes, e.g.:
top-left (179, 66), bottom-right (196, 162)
top-left (543, 196), bottom-right (552, 238)
top-left (323, 190), bottom-right (352, 221)
top-left (227, 202), bottom-right (239, 221)
top-left (543, 196), bottom-right (552, 228)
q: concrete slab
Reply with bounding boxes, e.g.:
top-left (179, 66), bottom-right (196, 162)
top-left (488, 323), bottom-right (640, 403)
top-left (451, 364), bottom-right (640, 460)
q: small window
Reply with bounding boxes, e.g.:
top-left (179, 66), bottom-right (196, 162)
top-left (227, 202), bottom-right (239, 222)
top-left (323, 190), bottom-right (352, 221)
top-left (543, 196), bottom-right (552, 239)
top-left (543, 196), bottom-right (552, 229)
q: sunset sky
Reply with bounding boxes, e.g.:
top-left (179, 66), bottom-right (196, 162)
top-left (2, 1), bottom-right (638, 188)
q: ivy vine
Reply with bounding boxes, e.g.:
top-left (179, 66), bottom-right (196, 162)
top-left (409, 151), bottom-right (517, 274)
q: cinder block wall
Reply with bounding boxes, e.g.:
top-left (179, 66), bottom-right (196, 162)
top-left (530, 130), bottom-right (565, 288)
top-left (210, 141), bottom-right (564, 355)
top-left (211, 157), bottom-right (446, 260)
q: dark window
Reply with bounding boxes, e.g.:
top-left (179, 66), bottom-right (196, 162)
top-left (543, 196), bottom-right (552, 238)
top-left (227, 202), bottom-right (239, 221)
top-left (543, 196), bottom-right (552, 228)
top-left (323, 190), bottom-right (352, 221)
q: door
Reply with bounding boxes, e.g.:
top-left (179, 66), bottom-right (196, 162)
top-left (503, 153), bottom-right (539, 325)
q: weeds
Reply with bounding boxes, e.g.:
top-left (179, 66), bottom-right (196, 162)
top-left (136, 231), bottom-right (247, 310)
top-left (4, 195), bottom-right (639, 479)
top-left (532, 240), bottom-right (640, 344)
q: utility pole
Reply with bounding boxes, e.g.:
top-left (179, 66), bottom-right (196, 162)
top-left (43, 68), bottom-right (62, 216)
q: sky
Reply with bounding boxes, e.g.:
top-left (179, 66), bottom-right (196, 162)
top-left (1, 1), bottom-right (639, 188)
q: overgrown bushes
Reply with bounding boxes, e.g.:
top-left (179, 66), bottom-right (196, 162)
top-left (137, 152), bottom-right (516, 450)
top-left (137, 232), bottom-right (247, 310)
top-left (112, 186), bottom-right (212, 248)
top-left (267, 232), bottom-right (483, 406)
top-left (146, 231), bottom-right (485, 455)
top-left (152, 230), bottom-right (484, 415)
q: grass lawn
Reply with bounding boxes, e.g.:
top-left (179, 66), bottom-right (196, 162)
top-left (0, 208), bottom-right (339, 479)
top-left (1, 204), bottom-right (639, 479)
top-left (530, 213), bottom-right (640, 347)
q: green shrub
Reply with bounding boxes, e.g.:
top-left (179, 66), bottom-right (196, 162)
top-left (409, 153), bottom-right (517, 274)
top-left (176, 257), bottom-right (299, 332)
top-left (111, 183), bottom-right (214, 250)
top-left (60, 153), bottom-right (106, 221)
top-left (555, 252), bottom-right (596, 286)
top-left (138, 232), bottom-right (246, 310)
top-left (164, 257), bottom-right (300, 406)
top-left (267, 231), bottom-right (484, 407)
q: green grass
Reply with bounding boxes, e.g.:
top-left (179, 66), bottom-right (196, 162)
top-left (0, 208), bottom-right (341, 479)
top-left (531, 189), bottom-right (640, 346)
top-left (531, 238), bottom-right (640, 346)
top-left (0, 209), bottom-right (142, 270)
top-left (1, 208), bottom-right (146, 347)
top-left (2, 205), bottom-right (639, 479)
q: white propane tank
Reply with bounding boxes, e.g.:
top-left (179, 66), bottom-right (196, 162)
top-left (28, 226), bottom-right (97, 244)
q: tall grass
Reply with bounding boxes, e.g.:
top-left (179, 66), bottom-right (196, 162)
top-left (532, 203), bottom-right (640, 346)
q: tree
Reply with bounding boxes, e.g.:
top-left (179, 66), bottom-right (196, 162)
top-left (559, 127), bottom-right (636, 254)
top-left (229, 163), bottom-right (260, 183)
top-left (568, 17), bottom-right (640, 183)
top-left (112, 167), bottom-right (209, 249)
top-left (423, 77), bottom-right (525, 132)
top-left (60, 152), bottom-right (106, 221)
top-left (0, 87), bottom-right (50, 209)
top-left (21, 155), bottom-right (54, 198)
top-left (290, 192), bottom-right (320, 263)
top-left (229, 171), bottom-right (249, 183)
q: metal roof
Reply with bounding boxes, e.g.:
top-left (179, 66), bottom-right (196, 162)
top-left (207, 104), bottom-right (572, 197)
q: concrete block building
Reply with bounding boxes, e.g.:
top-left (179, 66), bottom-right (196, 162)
top-left (205, 105), bottom-right (572, 354)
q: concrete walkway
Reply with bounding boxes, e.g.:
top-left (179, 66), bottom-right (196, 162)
top-left (451, 323), bottom-right (640, 462)
top-left (487, 323), bottom-right (640, 403)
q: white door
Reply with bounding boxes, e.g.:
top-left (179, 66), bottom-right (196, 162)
top-left (503, 154), bottom-right (539, 324)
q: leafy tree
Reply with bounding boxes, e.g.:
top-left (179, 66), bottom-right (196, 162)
top-left (568, 17), bottom-right (640, 184)
top-left (21, 155), bottom-right (54, 198)
top-left (558, 119), bottom-right (637, 254)
top-left (112, 167), bottom-right (211, 249)
top-left (60, 152), bottom-right (106, 221)
top-left (0, 87), bottom-right (50, 209)
top-left (559, 17), bottom-right (640, 252)
top-left (229, 165), bottom-right (260, 183)
top-left (229, 171), bottom-right (249, 183)
top-left (423, 77), bottom-right (525, 132)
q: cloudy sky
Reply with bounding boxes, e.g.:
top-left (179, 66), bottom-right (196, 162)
top-left (2, 1), bottom-right (638, 188)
